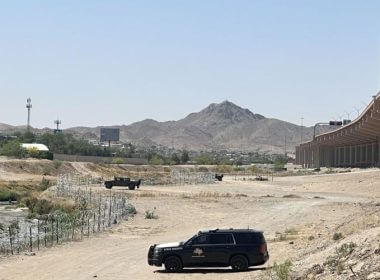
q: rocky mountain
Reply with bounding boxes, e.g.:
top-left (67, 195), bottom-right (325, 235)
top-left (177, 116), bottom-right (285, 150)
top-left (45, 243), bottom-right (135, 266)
top-left (65, 101), bottom-right (324, 153)
top-left (0, 101), bottom-right (329, 153)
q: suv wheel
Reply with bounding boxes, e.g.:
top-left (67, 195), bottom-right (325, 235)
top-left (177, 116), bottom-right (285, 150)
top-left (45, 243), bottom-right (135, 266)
top-left (230, 255), bottom-right (249, 272)
top-left (164, 256), bottom-right (182, 273)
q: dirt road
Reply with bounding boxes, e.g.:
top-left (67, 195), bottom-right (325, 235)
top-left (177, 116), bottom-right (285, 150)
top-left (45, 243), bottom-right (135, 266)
top-left (0, 171), bottom-right (379, 280)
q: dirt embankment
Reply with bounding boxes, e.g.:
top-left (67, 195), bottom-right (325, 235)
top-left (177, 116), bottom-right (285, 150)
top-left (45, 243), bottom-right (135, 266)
top-left (0, 157), bottom-right (174, 192)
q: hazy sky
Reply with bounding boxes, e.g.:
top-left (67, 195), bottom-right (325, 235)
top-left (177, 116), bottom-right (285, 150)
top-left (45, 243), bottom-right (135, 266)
top-left (0, 0), bottom-right (379, 129)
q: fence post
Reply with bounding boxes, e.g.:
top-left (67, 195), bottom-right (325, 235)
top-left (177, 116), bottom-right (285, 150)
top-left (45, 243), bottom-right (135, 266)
top-left (93, 212), bottom-right (96, 234)
top-left (98, 194), bottom-right (101, 232)
top-left (8, 227), bottom-right (13, 255)
top-left (37, 219), bottom-right (40, 251)
top-left (51, 219), bottom-right (54, 246)
top-left (72, 217), bottom-right (76, 241)
top-left (81, 214), bottom-right (84, 239)
top-left (44, 223), bottom-right (47, 247)
top-left (87, 217), bottom-right (90, 238)
top-left (16, 222), bottom-right (20, 254)
top-left (29, 226), bottom-right (33, 252)
top-left (108, 190), bottom-right (112, 227)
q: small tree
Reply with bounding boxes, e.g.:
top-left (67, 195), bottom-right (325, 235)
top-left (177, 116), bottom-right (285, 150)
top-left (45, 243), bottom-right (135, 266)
top-left (0, 140), bottom-right (24, 158)
top-left (149, 155), bottom-right (164, 165)
top-left (194, 154), bottom-right (212, 165)
top-left (181, 150), bottom-right (189, 164)
top-left (171, 153), bottom-right (181, 165)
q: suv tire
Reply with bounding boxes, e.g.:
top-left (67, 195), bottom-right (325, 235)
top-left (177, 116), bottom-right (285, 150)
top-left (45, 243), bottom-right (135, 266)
top-left (164, 256), bottom-right (182, 273)
top-left (230, 255), bottom-right (249, 272)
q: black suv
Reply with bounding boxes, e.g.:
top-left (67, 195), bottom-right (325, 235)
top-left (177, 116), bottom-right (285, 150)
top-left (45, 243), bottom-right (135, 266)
top-left (148, 229), bottom-right (269, 272)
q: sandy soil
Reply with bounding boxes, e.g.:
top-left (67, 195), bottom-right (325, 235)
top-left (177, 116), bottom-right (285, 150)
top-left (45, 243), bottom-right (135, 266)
top-left (0, 170), bottom-right (379, 280)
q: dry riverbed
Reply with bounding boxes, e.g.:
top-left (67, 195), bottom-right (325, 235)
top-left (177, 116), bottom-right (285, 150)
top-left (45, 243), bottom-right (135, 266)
top-left (0, 170), bottom-right (379, 280)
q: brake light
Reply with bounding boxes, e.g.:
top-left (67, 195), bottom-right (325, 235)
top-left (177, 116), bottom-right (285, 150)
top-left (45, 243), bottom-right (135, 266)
top-left (259, 243), bottom-right (267, 254)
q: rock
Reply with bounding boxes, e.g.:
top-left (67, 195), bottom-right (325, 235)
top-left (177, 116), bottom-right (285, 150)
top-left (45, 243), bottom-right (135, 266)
top-left (354, 261), bottom-right (365, 272)
top-left (311, 264), bottom-right (324, 275)
top-left (367, 272), bottom-right (380, 279)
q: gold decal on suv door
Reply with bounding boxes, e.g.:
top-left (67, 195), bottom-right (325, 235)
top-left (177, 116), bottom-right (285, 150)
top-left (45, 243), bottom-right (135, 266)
top-left (192, 248), bottom-right (205, 258)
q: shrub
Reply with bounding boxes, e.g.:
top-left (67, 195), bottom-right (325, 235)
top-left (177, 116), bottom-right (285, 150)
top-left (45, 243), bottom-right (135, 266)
top-left (0, 191), bottom-right (18, 202)
top-left (22, 195), bottom-right (78, 217)
top-left (38, 177), bottom-right (51, 191)
top-left (233, 166), bottom-right (245, 172)
top-left (53, 160), bottom-right (63, 169)
top-left (336, 242), bottom-right (356, 257)
top-left (26, 147), bottom-right (40, 158)
top-left (0, 140), bottom-right (25, 158)
top-left (145, 208), bottom-right (158, 219)
top-left (325, 243), bottom-right (356, 275)
top-left (111, 157), bottom-right (124, 164)
top-left (125, 204), bottom-right (137, 215)
top-left (194, 154), bottom-right (212, 165)
top-left (333, 232), bottom-right (343, 241)
top-left (197, 166), bottom-right (209, 172)
top-left (267, 260), bottom-right (293, 280)
top-left (250, 165), bottom-right (258, 173)
top-left (216, 164), bottom-right (232, 174)
top-left (149, 156), bottom-right (164, 165)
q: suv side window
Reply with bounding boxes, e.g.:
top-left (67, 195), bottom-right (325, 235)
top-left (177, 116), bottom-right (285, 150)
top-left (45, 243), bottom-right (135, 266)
top-left (192, 234), bottom-right (209, 245)
top-left (234, 233), bottom-right (263, 244)
top-left (209, 234), bottom-right (234, 245)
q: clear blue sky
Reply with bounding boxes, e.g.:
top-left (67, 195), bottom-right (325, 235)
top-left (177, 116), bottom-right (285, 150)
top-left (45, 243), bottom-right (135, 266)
top-left (0, 0), bottom-right (379, 128)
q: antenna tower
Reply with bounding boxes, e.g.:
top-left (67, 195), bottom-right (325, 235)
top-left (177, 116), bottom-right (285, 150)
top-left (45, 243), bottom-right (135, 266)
top-left (54, 119), bottom-right (61, 130)
top-left (26, 98), bottom-right (32, 132)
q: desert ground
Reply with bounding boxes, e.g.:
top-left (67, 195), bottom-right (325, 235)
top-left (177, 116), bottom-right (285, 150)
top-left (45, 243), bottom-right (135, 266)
top-left (0, 163), bottom-right (379, 279)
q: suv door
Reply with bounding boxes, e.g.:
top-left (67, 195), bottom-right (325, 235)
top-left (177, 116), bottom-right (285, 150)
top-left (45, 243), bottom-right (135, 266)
top-left (206, 233), bottom-right (235, 266)
top-left (182, 234), bottom-right (211, 267)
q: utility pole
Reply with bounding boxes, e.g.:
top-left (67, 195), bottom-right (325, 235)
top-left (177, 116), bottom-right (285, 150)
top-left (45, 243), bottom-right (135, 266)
top-left (26, 98), bottom-right (32, 132)
top-left (284, 133), bottom-right (287, 156)
top-left (300, 117), bottom-right (304, 144)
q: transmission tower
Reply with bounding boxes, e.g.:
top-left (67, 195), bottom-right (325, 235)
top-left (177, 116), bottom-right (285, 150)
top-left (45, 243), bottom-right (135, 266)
top-left (26, 98), bottom-right (32, 132)
top-left (54, 119), bottom-right (62, 133)
top-left (54, 119), bottom-right (61, 130)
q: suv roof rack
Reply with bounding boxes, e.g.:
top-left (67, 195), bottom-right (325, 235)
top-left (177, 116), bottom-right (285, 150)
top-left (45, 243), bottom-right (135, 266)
top-left (198, 228), bottom-right (264, 234)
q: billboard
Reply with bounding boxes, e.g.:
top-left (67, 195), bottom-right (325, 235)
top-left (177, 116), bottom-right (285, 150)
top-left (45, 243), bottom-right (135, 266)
top-left (100, 128), bottom-right (120, 142)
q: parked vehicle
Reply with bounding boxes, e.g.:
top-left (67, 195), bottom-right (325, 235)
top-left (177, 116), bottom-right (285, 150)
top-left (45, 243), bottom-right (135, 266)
top-left (148, 228), bottom-right (269, 272)
top-left (215, 174), bottom-right (224, 181)
top-left (104, 177), bottom-right (141, 190)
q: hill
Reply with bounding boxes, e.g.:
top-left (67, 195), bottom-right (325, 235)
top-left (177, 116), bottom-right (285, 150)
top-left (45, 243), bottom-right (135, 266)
top-left (1, 101), bottom-right (329, 153)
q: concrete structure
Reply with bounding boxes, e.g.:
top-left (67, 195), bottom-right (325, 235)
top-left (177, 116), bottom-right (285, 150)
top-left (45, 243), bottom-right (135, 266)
top-left (296, 92), bottom-right (380, 168)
